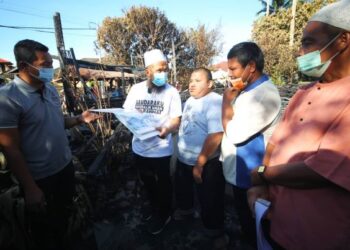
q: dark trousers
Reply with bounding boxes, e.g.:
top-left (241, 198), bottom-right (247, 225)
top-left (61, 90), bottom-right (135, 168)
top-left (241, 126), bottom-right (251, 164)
top-left (174, 157), bottom-right (225, 230)
top-left (27, 162), bottom-right (75, 250)
top-left (232, 185), bottom-right (257, 247)
top-left (134, 153), bottom-right (172, 219)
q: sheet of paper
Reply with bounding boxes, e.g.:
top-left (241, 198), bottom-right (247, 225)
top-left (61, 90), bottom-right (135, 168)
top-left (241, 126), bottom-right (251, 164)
top-left (92, 108), bottom-right (124, 113)
top-left (92, 108), bottom-right (160, 140)
top-left (255, 198), bottom-right (273, 250)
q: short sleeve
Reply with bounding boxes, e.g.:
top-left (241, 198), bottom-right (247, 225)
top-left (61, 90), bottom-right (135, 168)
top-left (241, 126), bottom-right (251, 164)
top-left (269, 88), bottom-right (305, 146)
top-left (206, 95), bottom-right (223, 134)
top-left (123, 84), bottom-right (136, 111)
top-left (226, 85), bottom-right (281, 144)
top-left (0, 96), bottom-right (21, 128)
top-left (304, 104), bottom-right (350, 191)
top-left (169, 89), bottom-right (182, 118)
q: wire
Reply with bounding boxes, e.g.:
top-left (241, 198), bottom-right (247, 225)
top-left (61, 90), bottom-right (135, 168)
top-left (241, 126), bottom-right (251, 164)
top-left (0, 7), bottom-right (50, 19)
top-left (0, 24), bottom-right (96, 37)
top-left (0, 24), bottom-right (95, 30)
top-left (0, 24), bottom-right (54, 33)
top-left (0, 4), bottom-right (97, 27)
top-left (63, 32), bottom-right (96, 37)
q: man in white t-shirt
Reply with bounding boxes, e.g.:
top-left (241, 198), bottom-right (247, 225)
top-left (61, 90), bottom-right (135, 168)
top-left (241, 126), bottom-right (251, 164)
top-left (221, 42), bottom-right (281, 247)
top-left (123, 49), bottom-right (182, 235)
top-left (175, 67), bottom-right (226, 247)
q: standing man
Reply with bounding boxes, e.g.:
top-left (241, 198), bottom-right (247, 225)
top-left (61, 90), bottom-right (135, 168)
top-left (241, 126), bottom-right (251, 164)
top-left (174, 68), bottom-right (226, 248)
top-left (0, 75), bottom-right (5, 88)
top-left (123, 49), bottom-right (182, 235)
top-left (249, 1), bottom-right (350, 249)
top-left (221, 42), bottom-right (281, 247)
top-left (0, 39), bottom-right (100, 250)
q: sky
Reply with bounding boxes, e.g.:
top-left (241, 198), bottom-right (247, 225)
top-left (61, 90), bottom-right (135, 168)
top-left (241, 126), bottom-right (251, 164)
top-left (0, 0), bottom-right (263, 67)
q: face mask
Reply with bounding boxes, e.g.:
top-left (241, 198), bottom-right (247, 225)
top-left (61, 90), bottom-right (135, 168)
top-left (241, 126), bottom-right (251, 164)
top-left (27, 63), bottom-right (54, 83)
top-left (152, 72), bottom-right (168, 87)
top-left (230, 78), bottom-right (246, 90)
top-left (297, 33), bottom-right (341, 78)
top-left (228, 66), bottom-right (251, 90)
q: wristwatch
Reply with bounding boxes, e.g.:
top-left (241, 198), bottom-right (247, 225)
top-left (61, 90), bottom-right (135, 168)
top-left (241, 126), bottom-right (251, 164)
top-left (257, 165), bottom-right (268, 183)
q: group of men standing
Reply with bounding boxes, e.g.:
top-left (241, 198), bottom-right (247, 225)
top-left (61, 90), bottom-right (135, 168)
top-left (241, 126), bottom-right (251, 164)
top-left (1, 0), bottom-right (350, 249)
top-left (123, 42), bottom-right (281, 249)
top-left (124, 1), bottom-right (350, 249)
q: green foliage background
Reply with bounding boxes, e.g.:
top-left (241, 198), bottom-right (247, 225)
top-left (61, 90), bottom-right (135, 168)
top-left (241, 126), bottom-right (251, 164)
top-left (252, 0), bottom-right (336, 85)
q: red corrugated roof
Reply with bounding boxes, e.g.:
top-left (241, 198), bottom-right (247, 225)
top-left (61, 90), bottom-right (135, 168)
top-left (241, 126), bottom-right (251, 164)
top-left (212, 61), bottom-right (228, 71)
top-left (0, 58), bottom-right (12, 64)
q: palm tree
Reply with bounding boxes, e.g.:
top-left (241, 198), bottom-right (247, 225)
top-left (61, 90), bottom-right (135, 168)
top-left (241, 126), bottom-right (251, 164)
top-left (257, 0), bottom-right (299, 46)
top-left (257, 0), bottom-right (293, 16)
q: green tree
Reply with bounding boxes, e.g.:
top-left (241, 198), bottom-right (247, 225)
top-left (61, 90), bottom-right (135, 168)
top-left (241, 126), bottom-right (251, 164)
top-left (252, 0), bottom-right (336, 84)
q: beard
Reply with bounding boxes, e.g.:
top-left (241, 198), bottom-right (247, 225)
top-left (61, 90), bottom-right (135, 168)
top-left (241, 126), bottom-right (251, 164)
top-left (147, 79), bottom-right (166, 94)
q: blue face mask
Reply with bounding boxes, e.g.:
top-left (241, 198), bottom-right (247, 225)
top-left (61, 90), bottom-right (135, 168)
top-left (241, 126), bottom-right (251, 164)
top-left (297, 33), bottom-right (341, 78)
top-left (152, 72), bottom-right (168, 87)
top-left (27, 63), bottom-right (54, 83)
top-left (37, 68), bottom-right (54, 83)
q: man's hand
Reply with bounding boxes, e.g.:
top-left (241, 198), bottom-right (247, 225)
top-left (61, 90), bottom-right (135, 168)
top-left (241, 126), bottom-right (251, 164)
top-left (222, 87), bottom-right (239, 131)
top-left (156, 117), bottom-right (181, 139)
top-left (247, 185), bottom-right (269, 217)
top-left (24, 184), bottom-right (46, 213)
top-left (80, 110), bottom-right (102, 123)
top-left (156, 126), bottom-right (170, 139)
top-left (193, 165), bottom-right (203, 184)
top-left (251, 166), bottom-right (266, 186)
top-left (223, 86), bottom-right (240, 103)
top-left (0, 127), bottom-right (46, 213)
top-left (65, 111), bottom-right (103, 129)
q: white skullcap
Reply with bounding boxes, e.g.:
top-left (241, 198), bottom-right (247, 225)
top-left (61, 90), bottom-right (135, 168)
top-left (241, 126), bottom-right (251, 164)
top-left (310, 0), bottom-right (350, 31)
top-left (144, 49), bottom-right (167, 67)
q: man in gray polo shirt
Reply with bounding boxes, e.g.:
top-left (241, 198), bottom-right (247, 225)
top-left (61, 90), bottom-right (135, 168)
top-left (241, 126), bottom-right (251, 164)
top-left (0, 75), bottom-right (5, 88)
top-left (0, 39), bottom-right (100, 249)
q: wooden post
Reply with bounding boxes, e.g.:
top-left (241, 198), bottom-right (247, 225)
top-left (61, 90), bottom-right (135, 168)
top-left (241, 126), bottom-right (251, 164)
top-left (70, 48), bottom-right (87, 93)
top-left (53, 12), bottom-right (75, 114)
top-left (121, 68), bottom-right (126, 94)
top-left (171, 39), bottom-right (177, 84)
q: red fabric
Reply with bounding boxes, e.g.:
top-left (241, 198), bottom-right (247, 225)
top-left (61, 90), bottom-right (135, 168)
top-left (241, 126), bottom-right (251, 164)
top-left (268, 76), bottom-right (350, 250)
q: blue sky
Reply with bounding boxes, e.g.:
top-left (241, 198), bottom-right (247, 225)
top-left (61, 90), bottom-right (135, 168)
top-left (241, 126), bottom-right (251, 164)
top-left (0, 0), bottom-right (263, 67)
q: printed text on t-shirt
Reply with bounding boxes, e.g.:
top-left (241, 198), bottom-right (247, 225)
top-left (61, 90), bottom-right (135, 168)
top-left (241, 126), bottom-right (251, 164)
top-left (135, 99), bottom-right (164, 114)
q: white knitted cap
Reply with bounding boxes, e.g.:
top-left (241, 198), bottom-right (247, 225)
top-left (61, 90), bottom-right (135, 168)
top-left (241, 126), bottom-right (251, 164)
top-left (309, 0), bottom-right (350, 31)
top-left (144, 49), bottom-right (167, 67)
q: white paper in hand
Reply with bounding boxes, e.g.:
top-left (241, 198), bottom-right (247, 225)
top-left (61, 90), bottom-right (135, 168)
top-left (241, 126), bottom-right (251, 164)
top-left (92, 108), bottom-right (160, 140)
top-left (255, 198), bottom-right (273, 250)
